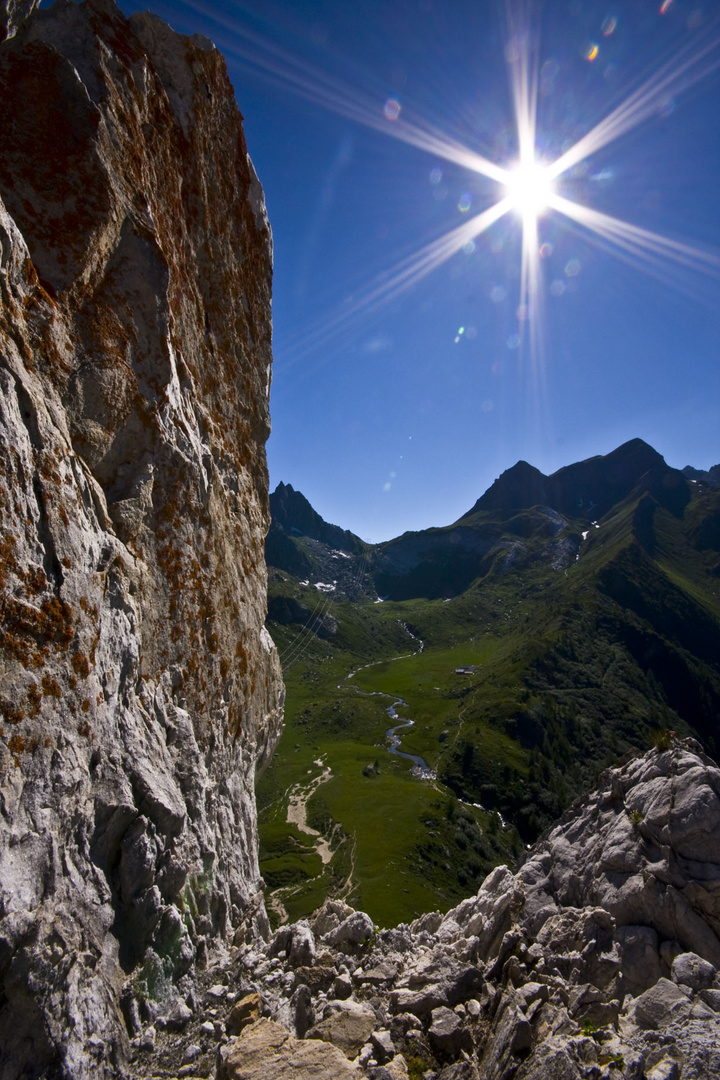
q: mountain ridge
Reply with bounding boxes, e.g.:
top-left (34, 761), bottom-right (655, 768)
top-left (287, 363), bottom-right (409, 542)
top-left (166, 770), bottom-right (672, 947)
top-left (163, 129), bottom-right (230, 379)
top-left (269, 437), bottom-right (716, 604)
top-left (272, 437), bottom-right (708, 563)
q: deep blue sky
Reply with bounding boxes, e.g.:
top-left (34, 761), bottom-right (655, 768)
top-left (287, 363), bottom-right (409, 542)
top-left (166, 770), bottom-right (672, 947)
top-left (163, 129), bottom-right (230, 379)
top-left (115, 0), bottom-right (720, 541)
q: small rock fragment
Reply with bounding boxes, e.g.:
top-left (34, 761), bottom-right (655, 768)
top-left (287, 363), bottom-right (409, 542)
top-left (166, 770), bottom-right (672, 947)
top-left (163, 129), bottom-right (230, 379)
top-left (226, 992), bottom-right (263, 1037)
top-left (671, 952), bottom-right (717, 992)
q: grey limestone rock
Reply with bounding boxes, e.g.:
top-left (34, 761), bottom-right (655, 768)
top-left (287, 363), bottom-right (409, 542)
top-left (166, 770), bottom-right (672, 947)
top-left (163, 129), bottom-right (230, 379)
top-left (0, 0), bottom-right (283, 1076)
top-left (291, 984), bottom-right (315, 1038)
top-left (615, 925), bottom-right (663, 995)
top-left (624, 977), bottom-right (694, 1031)
top-left (670, 951), bottom-right (716, 991)
top-left (289, 921), bottom-right (317, 967)
top-left (323, 910), bottom-right (376, 949)
top-left (334, 971), bottom-right (354, 999)
top-left (428, 1005), bottom-right (465, 1059)
top-left (199, 742), bottom-right (720, 1080)
top-left (478, 1001), bottom-right (532, 1079)
top-left (631, 1019), bottom-right (720, 1080)
top-left (305, 998), bottom-right (378, 1058)
top-left (309, 898), bottom-right (356, 938)
top-left (370, 1027), bottom-right (396, 1063)
top-left (517, 745), bottom-right (720, 967)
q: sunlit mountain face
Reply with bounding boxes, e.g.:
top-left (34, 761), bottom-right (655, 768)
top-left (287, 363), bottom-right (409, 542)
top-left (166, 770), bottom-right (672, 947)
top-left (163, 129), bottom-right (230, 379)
top-left (119, 0), bottom-right (720, 542)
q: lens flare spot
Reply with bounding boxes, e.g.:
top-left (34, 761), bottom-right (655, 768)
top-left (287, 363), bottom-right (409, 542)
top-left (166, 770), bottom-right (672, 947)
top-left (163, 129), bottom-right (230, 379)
top-left (507, 333), bottom-right (520, 350)
top-left (504, 159), bottom-right (554, 221)
top-left (660, 0), bottom-right (673, 13)
top-left (491, 285), bottom-right (506, 302)
top-left (463, 239), bottom-right (476, 254)
top-left (539, 242), bottom-right (553, 258)
top-left (550, 279), bottom-right (566, 296)
top-left (540, 58), bottom-right (559, 93)
top-left (601, 16), bottom-right (617, 36)
top-left (383, 98), bottom-right (401, 120)
top-left (584, 42), bottom-right (599, 61)
top-left (429, 167), bottom-right (442, 184)
top-left (458, 193), bottom-right (472, 212)
top-left (565, 258), bottom-right (581, 277)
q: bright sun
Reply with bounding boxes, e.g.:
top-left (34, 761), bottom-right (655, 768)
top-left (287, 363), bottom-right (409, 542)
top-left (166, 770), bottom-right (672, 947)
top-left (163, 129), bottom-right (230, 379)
top-left (505, 158), bottom-right (554, 223)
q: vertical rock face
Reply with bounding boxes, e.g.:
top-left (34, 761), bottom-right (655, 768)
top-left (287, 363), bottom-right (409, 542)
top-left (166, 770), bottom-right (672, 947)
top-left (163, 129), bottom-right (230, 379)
top-left (0, 0), bottom-right (283, 1075)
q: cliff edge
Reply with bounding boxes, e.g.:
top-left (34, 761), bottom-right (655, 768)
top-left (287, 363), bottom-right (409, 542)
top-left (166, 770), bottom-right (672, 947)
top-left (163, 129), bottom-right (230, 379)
top-left (0, 0), bottom-right (283, 1076)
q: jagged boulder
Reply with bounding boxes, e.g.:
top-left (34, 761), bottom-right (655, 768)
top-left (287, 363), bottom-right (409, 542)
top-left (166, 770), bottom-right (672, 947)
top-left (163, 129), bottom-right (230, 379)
top-left (306, 999), bottom-right (378, 1058)
top-left (323, 910), bottom-right (375, 950)
top-left (670, 951), bottom-right (716, 992)
top-left (218, 1018), bottom-right (362, 1079)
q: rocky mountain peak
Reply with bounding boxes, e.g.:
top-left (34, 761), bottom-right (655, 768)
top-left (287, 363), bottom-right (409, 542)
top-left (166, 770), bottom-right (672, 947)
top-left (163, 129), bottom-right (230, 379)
top-left (470, 459), bottom-right (548, 513)
top-left (467, 438), bottom-right (686, 523)
top-left (270, 482), bottom-right (364, 553)
top-left (684, 462), bottom-right (720, 486)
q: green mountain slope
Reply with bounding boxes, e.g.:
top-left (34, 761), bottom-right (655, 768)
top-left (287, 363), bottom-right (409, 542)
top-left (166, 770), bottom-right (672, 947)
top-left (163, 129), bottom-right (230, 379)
top-left (259, 440), bottom-right (720, 927)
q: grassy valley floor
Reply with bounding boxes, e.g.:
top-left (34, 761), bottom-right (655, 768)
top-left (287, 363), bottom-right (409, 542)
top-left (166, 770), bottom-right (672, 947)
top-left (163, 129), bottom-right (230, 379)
top-left (257, 595), bottom-right (526, 928)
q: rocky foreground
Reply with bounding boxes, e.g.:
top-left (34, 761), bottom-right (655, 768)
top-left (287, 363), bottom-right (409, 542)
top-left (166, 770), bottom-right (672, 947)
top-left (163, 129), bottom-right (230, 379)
top-left (125, 739), bottom-right (720, 1080)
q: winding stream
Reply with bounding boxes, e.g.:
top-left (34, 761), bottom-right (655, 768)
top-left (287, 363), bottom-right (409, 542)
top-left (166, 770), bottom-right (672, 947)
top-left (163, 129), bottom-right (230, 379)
top-left (267, 624), bottom-right (432, 924)
top-left (343, 621), bottom-right (435, 779)
top-left (385, 700), bottom-right (435, 778)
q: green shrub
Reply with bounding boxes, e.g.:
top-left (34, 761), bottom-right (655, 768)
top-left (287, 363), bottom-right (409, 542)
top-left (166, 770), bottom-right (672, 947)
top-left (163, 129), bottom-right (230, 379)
top-left (651, 728), bottom-right (673, 751)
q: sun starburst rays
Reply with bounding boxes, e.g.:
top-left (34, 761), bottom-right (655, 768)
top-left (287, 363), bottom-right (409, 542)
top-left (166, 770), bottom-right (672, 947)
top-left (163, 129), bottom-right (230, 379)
top-left (184, 0), bottom-right (720, 368)
top-left (484, 8), bottom-right (720, 373)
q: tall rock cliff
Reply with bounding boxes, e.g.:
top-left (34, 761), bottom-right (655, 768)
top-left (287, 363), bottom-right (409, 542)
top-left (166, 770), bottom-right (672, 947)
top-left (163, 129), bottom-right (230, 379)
top-left (0, 0), bottom-right (284, 1075)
